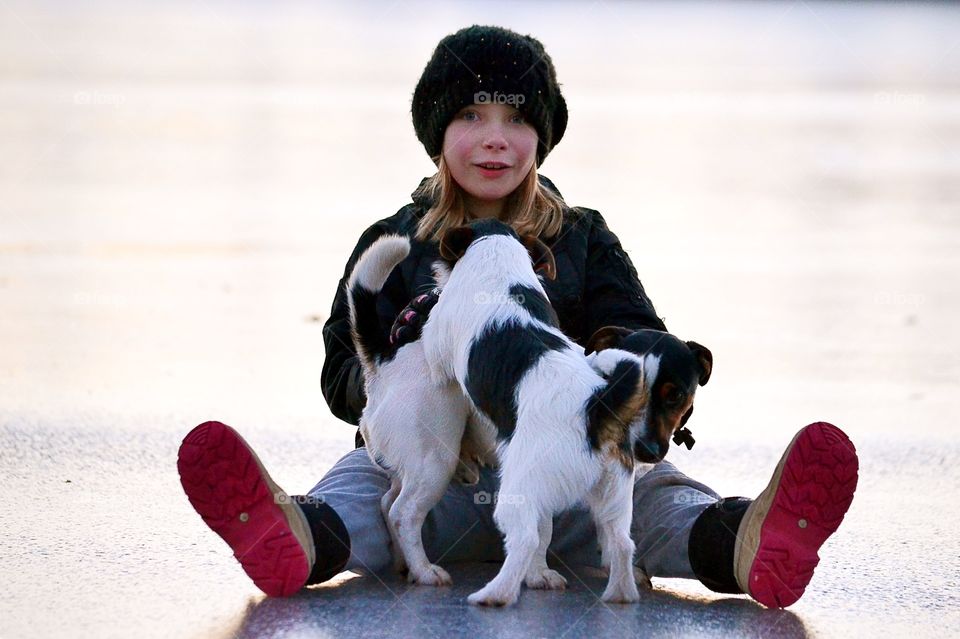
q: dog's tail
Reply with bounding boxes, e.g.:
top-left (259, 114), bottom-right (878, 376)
top-left (585, 355), bottom-right (659, 463)
top-left (346, 234), bottom-right (411, 370)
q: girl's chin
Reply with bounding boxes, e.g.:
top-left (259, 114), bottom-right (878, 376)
top-left (463, 182), bottom-right (517, 201)
top-left (465, 193), bottom-right (511, 206)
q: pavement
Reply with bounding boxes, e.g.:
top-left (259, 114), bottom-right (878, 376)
top-left (2, 418), bottom-right (958, 638)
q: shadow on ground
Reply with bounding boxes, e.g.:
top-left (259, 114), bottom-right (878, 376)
top-left (210, 564), bottom-right (807, 639)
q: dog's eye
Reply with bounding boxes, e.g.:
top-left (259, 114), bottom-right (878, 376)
top-left (661, 385), bottom-right (684, 406)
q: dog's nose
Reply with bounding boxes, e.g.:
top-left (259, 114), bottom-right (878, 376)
top-left (633, 439), bottom-right (664, 464)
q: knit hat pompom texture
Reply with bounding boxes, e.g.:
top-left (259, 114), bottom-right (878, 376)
top-left (412, 25), bottom-right (568, 166)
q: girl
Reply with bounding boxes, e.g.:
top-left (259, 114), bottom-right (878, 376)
top-left (177, 25), bottom-right (858, 608)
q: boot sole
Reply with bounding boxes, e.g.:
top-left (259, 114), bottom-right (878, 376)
top-left (177, 421), bottom-right (314, 597)
top-left (734, 422), bottom-right (859, 608)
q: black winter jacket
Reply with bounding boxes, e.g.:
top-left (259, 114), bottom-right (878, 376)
top-left (320, 175), bottom-right (667, 431)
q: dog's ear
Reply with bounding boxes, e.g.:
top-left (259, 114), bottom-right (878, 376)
top-left (686, 341), bottom-right (713, 386)
top-left (522, 237), bottom-right (557, 280)
top-left (439, 226), bottom-right (475, 262)
top-left (585, 326), bottom-right (633, 355)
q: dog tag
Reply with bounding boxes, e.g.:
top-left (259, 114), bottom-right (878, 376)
top-left (673, 427), bottom-right (696, 450)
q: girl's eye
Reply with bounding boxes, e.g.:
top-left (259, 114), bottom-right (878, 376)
top-left (510, 113), bottom-right (526, 124)
top-left (462, 110), bottom-right (479, 121)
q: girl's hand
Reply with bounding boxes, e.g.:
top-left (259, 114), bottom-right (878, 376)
top-left (389, 289), bottom-right (441, 347)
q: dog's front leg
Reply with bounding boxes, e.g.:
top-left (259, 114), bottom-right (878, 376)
top-left (467, 497), bottom-right (540, 606)
top-left (523, 516), bottom-right (567, 590)
top-left (587, 472), bottom-right (641, 604)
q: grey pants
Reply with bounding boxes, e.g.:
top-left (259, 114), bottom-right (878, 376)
top-left (307, 448), bottom-right (721, 580)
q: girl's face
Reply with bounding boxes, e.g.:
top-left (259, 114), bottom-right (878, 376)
top-left (442, 102), bottom-right (539, 217)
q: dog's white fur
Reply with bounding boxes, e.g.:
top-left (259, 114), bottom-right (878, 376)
top-left (347, 235), bottom-right (478, 586)
top-left (422, 231), bottom-right (659, 607)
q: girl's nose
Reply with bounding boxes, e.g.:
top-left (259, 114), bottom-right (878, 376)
top-left (482, 127), bottom-right (508, 151)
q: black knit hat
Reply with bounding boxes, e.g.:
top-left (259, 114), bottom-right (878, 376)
top-left (412, 25), bottom-right (568, 167)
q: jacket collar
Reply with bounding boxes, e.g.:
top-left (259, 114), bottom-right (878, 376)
top-left (410, 174), bottom-right (565, 212)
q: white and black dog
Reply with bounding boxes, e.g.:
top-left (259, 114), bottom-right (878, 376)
top-left (346, 235), bottom-right (479, 586)
top-left (423, 218), bottom-right (673, 607)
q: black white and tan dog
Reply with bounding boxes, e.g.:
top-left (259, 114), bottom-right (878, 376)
top-left (423, 218), bottom-right (696, 607)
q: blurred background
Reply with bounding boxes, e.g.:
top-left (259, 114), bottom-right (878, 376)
top-left (1, 1), bottom-right (958, 637)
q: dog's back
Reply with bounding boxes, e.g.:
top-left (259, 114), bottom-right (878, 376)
top-left (431, 227), bottom-right (651, 469)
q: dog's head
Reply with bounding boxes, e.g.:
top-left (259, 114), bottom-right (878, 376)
top-left (438, 219), bottom-right (556, 280)
top-left (586, 326), bottom-right (712, 463)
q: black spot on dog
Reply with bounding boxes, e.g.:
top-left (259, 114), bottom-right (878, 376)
top-left (349, 284), bottom-right (399, 364)
top-left (584, 359), bottom-right (642, 458)
top-left (465, 321), bottom-right (567, 440)
top-left (508, 284), bottom-right (559, 327)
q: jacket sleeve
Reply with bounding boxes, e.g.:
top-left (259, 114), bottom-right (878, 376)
top-left (582, 210), bottom-right (668, 338)
top-left (320, 221), bottom-right (395, 426)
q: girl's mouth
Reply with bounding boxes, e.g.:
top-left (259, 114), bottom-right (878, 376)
top-left (475, 162), bottom-right (510, 177)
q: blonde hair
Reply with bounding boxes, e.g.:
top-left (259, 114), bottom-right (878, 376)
top-left (414, 156), bottom-right (568, 242)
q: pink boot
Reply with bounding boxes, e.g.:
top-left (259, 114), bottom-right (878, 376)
top-left (178, 421), bottom-right (338, 597)
top-left (689, 422), bottom-right (859, 608)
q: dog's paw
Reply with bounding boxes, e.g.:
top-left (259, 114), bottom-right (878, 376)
top-left (467, 584), bottom-right (519, 607)
top-left (633, 566), bottom-right (652, 590)
top-left (408, 564), bottom-right (452, 587)
top-left (601, 581), bottom-right (640, 604)
top-left (524, 568), bottom-right (567, 590)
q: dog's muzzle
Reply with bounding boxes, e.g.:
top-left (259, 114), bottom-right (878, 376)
top-left (633, 438), bottom-right (667, 464)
